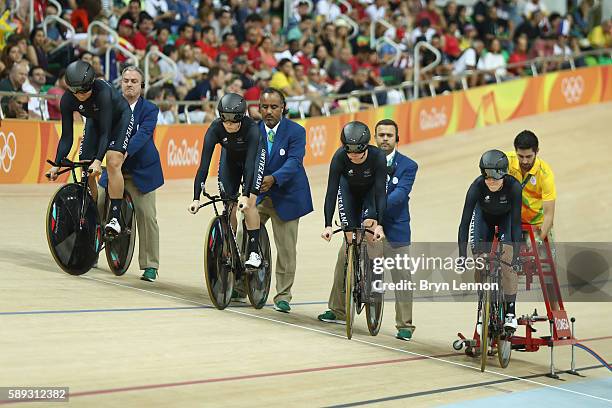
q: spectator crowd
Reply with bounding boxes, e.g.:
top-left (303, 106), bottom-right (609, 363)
top-left (0, 0), bottom-right (610, 121)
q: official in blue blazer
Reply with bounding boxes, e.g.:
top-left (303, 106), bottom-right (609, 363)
top-left (254, 88), bottom-right (313, 313)
top-left (99, 66), bottom-right (164, 282)
top-left (318, 119), bottom-right (418, 341)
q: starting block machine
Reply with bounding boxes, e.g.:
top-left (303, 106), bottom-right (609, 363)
top-left (456, 224), bottom-right (580, 378)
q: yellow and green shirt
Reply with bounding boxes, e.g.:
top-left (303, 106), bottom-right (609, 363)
top-left (506, 151), bottom-right (556, 225)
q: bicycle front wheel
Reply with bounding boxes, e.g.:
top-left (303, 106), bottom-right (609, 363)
top-left (46, 183), bottom-right (100, 275)
top-left (204, 215), bottom-right (235, 310)
top-left (364, 245), bottom-right (384, 336)
top-left (345, 245), bottom-right (357, 339)
top-left (480, 289), bottom-right (490, 372)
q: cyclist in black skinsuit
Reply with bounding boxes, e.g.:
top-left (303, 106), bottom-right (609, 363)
top-left (45, 60), bottom-right (134, 235)
top-left (458, 149), bottom-right (522, 330)
top-left (321, 121), bottom-right (386, 243)
top-left (188, 93), bottom-right (266, 268)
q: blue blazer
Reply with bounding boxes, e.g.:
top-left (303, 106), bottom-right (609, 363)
top-left (100, 97), bottom-right (164, 194)
top-left (384, 151), bottom-right (418, 247)
top-left (256, 118), bottom-right (313, 221)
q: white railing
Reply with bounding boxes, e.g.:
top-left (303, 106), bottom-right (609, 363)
top-left (144, 49), bottom-right (178, 94)
top-left (413, 41), bottom-right (441, 99)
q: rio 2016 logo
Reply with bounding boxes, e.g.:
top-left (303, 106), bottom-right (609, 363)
top-left (0, 131), bottom-right (17, 173)
top-left (554, 316), bottom-right (570, 331)
top-left (419, 107), bottom-right (447, 131)
top-left (561, 76), bottom-right (584, 104)
top-left (308, 125), bottom-right (327, 158)
top-left (167, 139), bottom-right (199, 167)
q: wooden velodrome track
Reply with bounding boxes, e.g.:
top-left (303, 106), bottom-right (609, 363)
top-left (1, 102), bottom-right (611, 407)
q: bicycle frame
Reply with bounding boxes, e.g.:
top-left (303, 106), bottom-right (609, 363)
top-left (199, 192), bottom-right (243, 271)
top-left (47, 159), bottom-right (96, 230)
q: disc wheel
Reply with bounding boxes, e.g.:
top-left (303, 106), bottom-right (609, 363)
top-left (104, 191), bottom-right (137, 276)
top-left (46, 184), bottom-right (100, 275)
top-left (204, 216), bottom-right (235, 310)
top-left (245, 224), bottom-right (272, 309)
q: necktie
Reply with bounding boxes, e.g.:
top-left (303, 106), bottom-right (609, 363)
top-left (267, 129), bottom-right (275, 154)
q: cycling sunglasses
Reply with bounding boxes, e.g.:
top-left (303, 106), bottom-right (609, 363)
top-left (481, 168), bottom-right (505, 180)
top-left (343, 143), bottom-right (367, 154)
top-left (68, 85), bottom-right (93, 94)
top-left (220, 112), bottom-right (244, 123)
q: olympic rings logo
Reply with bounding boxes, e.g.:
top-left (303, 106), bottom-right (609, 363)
top-left (561, 76), bottom-right (584, 104)
top-left (0, 131), bottom-right (17, 173)
top-left (308, 125), bottom-right (327, 158)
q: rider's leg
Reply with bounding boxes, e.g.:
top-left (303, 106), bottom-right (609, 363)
top-left (105, 150), bottom-right (125, 222)
top-left (104, 111), bottom-right (132, 229)
top-left (243, 193), bottom-right (261, 256)
top-left (500, 213), bottom-right (518, 329)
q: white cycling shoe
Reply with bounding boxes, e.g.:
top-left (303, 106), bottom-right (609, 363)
top-left (245, 252), bottom-right (262, 268)
top-left (504, 313), bottom-right (518, 331)
top-left (105, 218), bottom-right (121, 235)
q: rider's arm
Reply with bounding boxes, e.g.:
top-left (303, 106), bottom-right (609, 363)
top-left (374, 150), bottom-right (387, 224)
top-left (54, 94), bottom-right (75, 163)
top-left (457, 181), bottom-right (478, 258)
top-left (510, 180), bottom-right (523, 259)
top-left (193, 126), bottom-right (218, 200)
top-left (323, 151), bottom-right (342, 227)
top-left (95, 86), bottom-right (114, 161)
top-left (241, 123), bottom-right (262, 197)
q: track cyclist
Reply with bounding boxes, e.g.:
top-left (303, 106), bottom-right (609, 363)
top-left (457, 149), bottom-right (523, 330)
top-left (45, 60), bottom-right (134, 236)
top-left (188, 93), bottom-right (266, 269)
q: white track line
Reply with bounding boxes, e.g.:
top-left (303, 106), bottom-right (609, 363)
top-left (80, 275), bottom-right (612, 404)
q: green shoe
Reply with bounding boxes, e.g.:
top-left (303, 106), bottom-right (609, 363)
top-left (396, 328), bottom-right (413, 341)
top-left (317, 310), bottom-right (346, 325)
top-left (141, 268), bottom-right (158, 282)
top-left (274, 300), bottom-right (291, 313)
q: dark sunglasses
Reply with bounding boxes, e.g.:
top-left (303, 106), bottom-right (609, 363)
top-left (220, 112), bottom-right (244, 123)
top-left (343, 144), bottom-right (367, 154)
top-left (481, 168), bottom-right (505, 180)
top-left (69, 85), bottom-right (92, 94)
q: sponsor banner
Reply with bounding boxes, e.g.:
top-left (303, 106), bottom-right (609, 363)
top-left (155, 124), bottom-right (213, 180)
top-left (2, 66), bottom-right (610, 184)
top-left (546, 67), bottom-right (601, 111)
top-left (602, 66), bottom-right (612, 101)
top-left (297, 114), bottom-right (346, 166)
top-left (409, 93), bottom-right (454, 141)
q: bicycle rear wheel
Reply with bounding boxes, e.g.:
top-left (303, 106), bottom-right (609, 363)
top-left (345, 245), bottom-right (357, 339)
top-left (204, 215), bottom-right (235, 310)
top-left (245, 224), bottom-right (272, 309)
top-left (480, 289), bottom-right (490, 372)
top-left (364, 245), bottom-right (384, 336)
top-left (46, 184), bottom-right (101, 275)
top-left (497, 334), bottom-right (512, 368)
top-left (104, 191), bottom-right (137, 276)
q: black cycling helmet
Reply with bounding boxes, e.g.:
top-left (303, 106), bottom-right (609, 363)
top-left (218, 93), bottom-right (247, 122)
top-left (341, 121), bottom-right (370, 153)
top-left (65, 60), bottom-right (95, 94)
top-left (479, 149), bottom-right (508, 180)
